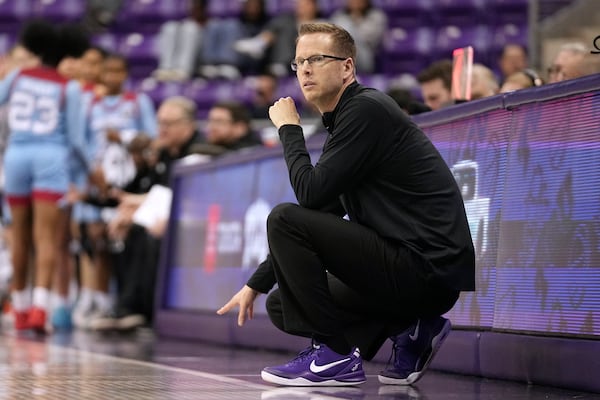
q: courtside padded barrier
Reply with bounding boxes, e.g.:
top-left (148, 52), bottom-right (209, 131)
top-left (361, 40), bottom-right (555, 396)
top-left (155, 74), bottom-right (600, 393)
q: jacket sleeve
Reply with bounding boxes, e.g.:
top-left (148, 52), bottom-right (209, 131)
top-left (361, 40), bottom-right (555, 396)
top-left (246, 254), bottom-right (277, 294)
top-left (278, 97), bottom-right (385, 209)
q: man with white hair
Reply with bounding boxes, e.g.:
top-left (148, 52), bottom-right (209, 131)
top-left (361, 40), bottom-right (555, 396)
top-left (547, 42), bottom-right (589, 83)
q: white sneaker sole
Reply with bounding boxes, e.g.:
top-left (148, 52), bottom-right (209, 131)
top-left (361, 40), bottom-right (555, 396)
top-left (261, 370), bottom-right (366, 387)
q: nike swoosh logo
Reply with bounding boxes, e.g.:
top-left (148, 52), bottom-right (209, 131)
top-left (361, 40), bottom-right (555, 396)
top-left (309, 358), bottom-right (351, 373)
top-left (409, 320), bottom-right (420, 341)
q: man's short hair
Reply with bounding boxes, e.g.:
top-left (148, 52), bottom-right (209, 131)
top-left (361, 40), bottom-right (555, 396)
top-left (417, 59), bottom-right (453, 91)
top-left (162, 96), bottom-right (197, 121)
top-left (297, 22), bottom-right (356, 61)
top-left (212, 101), bottom-right (251, 125)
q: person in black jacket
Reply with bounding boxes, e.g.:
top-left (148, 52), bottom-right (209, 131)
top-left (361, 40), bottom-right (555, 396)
top-left (218, 22), bottom-right (475, 387)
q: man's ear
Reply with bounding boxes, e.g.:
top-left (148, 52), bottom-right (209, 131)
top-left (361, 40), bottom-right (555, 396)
top-left (343, 58), bottom-right (355, 79)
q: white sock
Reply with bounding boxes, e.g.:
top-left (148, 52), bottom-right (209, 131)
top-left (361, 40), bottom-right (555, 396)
top-left (11, 289), bottom-right (30, 312)
top-left (68, 279), bottom-right (79, 305)
top-left (93, 291), bottom-right (112, 312)
top-left (52, 294), bottom-right (68, 309)
top-left (32, 287), bottom-right (50, 310)
top-left (77, 288), bottom-right (94, 311)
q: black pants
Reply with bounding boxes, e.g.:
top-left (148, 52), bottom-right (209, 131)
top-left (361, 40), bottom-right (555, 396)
top-left (265, 203), bottom-right (459, 360)
top-left (112, 224), bottom-right (160, 323)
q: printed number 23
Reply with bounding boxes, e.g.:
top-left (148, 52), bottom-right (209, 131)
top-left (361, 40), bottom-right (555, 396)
top-left (9, 92), bottom-right (59, 135)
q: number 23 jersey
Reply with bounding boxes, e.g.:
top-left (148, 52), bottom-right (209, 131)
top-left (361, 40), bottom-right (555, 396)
top-left (0, 66), bottom-right (83, 150)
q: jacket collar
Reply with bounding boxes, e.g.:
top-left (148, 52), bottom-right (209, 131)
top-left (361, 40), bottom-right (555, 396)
top-left (321, 81), bottom-right (361, 135)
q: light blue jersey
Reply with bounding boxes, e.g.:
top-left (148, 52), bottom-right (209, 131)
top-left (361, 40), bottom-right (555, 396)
top-left (0, 67), bottom-right (86, 203)
top-left (74, 90), bottom-right (157, 221)
top-left (86, 91), bottom-right (157, 166)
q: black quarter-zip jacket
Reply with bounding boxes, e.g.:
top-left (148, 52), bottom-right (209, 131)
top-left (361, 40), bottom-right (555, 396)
top-left (247, 81), bottom-right (475, 293)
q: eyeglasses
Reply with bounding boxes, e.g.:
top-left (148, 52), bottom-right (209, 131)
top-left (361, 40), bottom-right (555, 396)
top-left (547, 65), bottom-right (562, 76)
top-left (206, 117), bottom-right (233, 125)
top-left (157, 117), bottom-right (189, 128)
top-left (290, 54), bottom-right (347, 72)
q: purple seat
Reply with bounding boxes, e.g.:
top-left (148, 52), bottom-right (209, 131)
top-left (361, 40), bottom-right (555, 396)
top-left (434, 25), bottom-right (491, 61)
top-left (112, 0), bottom-right (187, 33)
top-left (118, 32), bottom-right (158, 61)
top-left (136, 79), bottom-right (185, 109)
top-left (486, 23), bottom-right (528, 67)
top-left (233, 77), bottom-right (260, 107)
top-left (0, 0), bottom-right (32, 21)
top-left (121, 0), bottom-right (186, 21)
top-left (435, 0), bottom-right (487, 25)
top-left (207, 0), bottom-right (242, 18)
top-left (380, 27), bottom-right (434, 75)
top-left (489, 0), bottom-right (527, 9)
top-left (91, 33), bottom-right (120, 53)
top-left (373, 0), bottom-right (434, 27)
top-left (31, 0), bottom-right (84, 21)
top-left (488, 0), bottom-right (528, 24)
top-left (492, 23), bottom-right (528, 49)
top-left (318, 0), bottom-right (346, 17)
top-left (275, 76), bottom-right (304, 104)
top-left (0, 33), bottom-right (16, 56)
top-left (183, 80), bottom-right (237, 113)
top-left (382, 27), bottom-right (435, 57)
top-left (266, 0), bottom-right (294, 17)
top-left (118, 33), bottom-right (160, 79)
top-left (356, 74), bottom-right (394, 92)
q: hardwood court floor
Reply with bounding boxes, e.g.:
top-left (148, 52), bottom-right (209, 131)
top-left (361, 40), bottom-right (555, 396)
top-left (0, 327), bottom-right (598, 400)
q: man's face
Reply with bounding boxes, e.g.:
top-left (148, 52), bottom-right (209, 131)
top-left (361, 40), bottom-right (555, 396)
top-left (499, 45), bottom-right (527, 78)
top-left (206, 107), bottom-right (236, 145)
top-left (254, 75), bottom-right (277, 105)
top-left (420, 78), bottom-right (452, 111)
top-left (548, 50), bottom-right (585, 83)
top-left (295, 33), bottom-right (351, 113)
top-left (157, 103), bottom-right (194, 148)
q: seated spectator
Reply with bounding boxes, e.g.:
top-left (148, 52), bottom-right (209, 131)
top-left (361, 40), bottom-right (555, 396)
top-left (498, 43), bottom-right (528, 84)
top-left (330, 0), bottom-right (387, 74)
top-left (547, 42), bottom-right (597, 83)
top-left (470, 63), bottom-right (499, 100)
top-left (417, 59), bottom-right (453, 111)
top-left (91, 96), bottom-right (203, 331)
top-left (199, 101), bottom-right (264, 155)
top-left (500, 68), bottom-right (543, 93)
top-left (153, 0), bottom-right (208, 81)
top-left (234, 0), bottom-right (322, 77)
top-left (386, 87), bottom-right (431, 115)
top-left (91, 97), bottom-right (262, 331)
top-left (249, 73), bottom-right (278, 119)
top-left (199, 0), bottom-right (269, 79)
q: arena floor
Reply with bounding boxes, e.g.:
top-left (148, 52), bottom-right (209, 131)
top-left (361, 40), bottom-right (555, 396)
top-left (0, 328), bottom-right (598, 400)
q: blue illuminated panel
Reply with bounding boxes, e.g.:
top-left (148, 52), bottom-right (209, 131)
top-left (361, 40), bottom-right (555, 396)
top-left (160, 82), bottom-right (600, 340)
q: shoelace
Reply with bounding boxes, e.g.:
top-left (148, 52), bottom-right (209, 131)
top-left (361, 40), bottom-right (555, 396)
top-left (287, 342), bottom-right (321, 366)
top-left (385, 336), bottom-right (416, 372)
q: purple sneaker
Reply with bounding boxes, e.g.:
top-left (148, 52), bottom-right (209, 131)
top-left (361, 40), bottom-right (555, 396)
top-left (378, 316), bottom-right (451, 385)
top-left (261, 342), bottom-right (366, 386)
